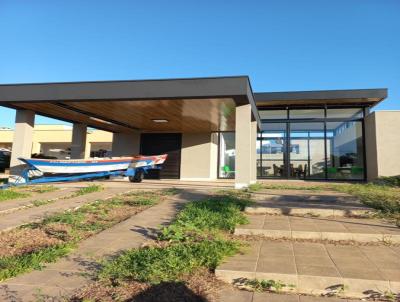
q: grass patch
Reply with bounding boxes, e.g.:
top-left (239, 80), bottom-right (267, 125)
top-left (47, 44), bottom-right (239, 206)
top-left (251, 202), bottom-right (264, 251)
top-left (72, 184), bottom-right (102, 196)
top-left (0, 244), bottom-right (73, 281)
top-left (261, 183), bottom-right (327, 191)
top-left (0, 189), bottom-right (30, 202)
top-left (332, 183), bottom-right (400, 215)
top-left (100, 239), bottom-right (238, 283)
top-left (95, 192), bottom-right (251, 295)
top-left (29, 185), bottom-right (58, 194)
top-left (258, 181), bottom-right (400, 221)
top-left (244, 278), bottom-right (293, 293)
top-left (0, 189), bottom-right (172, 281)
top-left (374, 175), bottom-right (400, 187)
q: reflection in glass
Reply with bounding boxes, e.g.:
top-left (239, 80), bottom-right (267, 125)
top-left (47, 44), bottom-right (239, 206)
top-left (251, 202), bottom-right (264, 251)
top-left (218, 132), bottom-right (235, 178)
top-left (327, 108), bottom-right (363, 119)
top-left (326, 121), bottom-right (364, 179)
top-left (289, 109), bottom-right (324, 119)
top-left (258, 123), bottom-right (286, 178)
top-left (289, 123), bottom-right (325, 179)
top-left (259, 110), bottom-right (287, 120)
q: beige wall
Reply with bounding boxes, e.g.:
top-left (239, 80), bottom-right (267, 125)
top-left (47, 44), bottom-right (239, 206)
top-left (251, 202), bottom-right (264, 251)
top-left (0, 124), bottom-right (113, 159)
top-left (111, 132), bottom-right (140, 156)
top-left (365, 111), bottom-right (400, 180)
top-left (180, 133), bottom-right (218, 180)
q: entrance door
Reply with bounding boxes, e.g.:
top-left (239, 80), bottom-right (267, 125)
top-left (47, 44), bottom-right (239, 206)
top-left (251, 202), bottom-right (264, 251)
top-left (140, 133), bottom-right (182, 179)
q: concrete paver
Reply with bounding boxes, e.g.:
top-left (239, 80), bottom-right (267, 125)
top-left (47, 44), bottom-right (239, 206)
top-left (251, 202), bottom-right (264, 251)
top-left (0, 189), bottom-right (210, 301)
top-left (235, 214), bottom-right (400, 243)
top-left (216, 240), bottom-right (400, 298)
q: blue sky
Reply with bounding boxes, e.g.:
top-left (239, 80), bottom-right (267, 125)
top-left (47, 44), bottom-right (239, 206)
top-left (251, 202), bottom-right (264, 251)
top-left (0, 0), bottom-right (399, 128)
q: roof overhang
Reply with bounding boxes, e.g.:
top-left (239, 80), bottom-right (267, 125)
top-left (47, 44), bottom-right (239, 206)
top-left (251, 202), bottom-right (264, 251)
top-left (254, 88), bottom-right (388, 108)
top-left (0, 76), bottom-right (261, 133)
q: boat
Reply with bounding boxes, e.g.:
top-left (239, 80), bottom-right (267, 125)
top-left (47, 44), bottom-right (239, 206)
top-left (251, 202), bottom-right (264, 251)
top-left (18, 154), bottom-right (168, 175)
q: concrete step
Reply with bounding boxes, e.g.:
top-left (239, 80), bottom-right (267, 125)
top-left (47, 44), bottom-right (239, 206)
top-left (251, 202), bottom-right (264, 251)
top-left (235, 214), bottom-right (400, 243)
top-left (217, 287), bottom-right (355, 302)
top-left (247, 190), bottom-right (371, 217)
top-left (216, 240), bottom-right (400, 299)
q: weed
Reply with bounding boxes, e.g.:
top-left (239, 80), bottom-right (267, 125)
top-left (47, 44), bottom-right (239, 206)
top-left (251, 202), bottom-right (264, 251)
top-left (31, 199), bottom-right (54, 207)
top-left (0, 243), bottom-right (73, 281)
top-left (29, 185), bottom-right (58, 194)
top-left (159, 195), bottom-right (251, 242)
top-left (0, 189), bottom-right (30, 202)
top-left (332, 183), bottom-right (400, 215)
top-left (73, 184), bottom-right (103, 197)
top-left (100, 239), bottom-right (239, 284)
top-left (244, 279), bottom-right (289, 293)
top-left (261, 184), bottom-right (326, 191)
top-left (246, 182), bottom-right (263, 192)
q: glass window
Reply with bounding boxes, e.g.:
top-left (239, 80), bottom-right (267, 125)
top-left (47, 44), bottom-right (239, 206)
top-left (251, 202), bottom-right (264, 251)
top-left (326, 121), bottom-right (364, 180)
top-left (289, 109), bottom-right (324, 119)
top-left (327, 108), bottom-right (363, 119)
top-left (259, 123), bottom-right (287, 178)
top-left (218, 132), bottom-right (235, 178)
top-left (289, 123), bottom-right (325, 179)
top-left (259, 110), bottom-right (287, 120)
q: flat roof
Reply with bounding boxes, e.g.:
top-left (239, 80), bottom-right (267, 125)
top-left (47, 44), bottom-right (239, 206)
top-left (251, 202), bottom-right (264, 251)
top-left (0, 76), bottom-right (260, 133)
top-left (254, 88), bottom-right (387, 107)
top-left (0, 77), bottom-right (389, 132)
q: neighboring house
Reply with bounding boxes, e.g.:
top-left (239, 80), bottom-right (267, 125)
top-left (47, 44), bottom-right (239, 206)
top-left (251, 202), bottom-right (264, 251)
top-left (0, 125), bottom-right (112, 159)
top-left (0, 77), bottom-right (398, 187)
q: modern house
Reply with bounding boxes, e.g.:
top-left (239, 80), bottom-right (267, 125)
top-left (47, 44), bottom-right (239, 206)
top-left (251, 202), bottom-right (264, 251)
top-left (0, 76), bottom-right (397, 188)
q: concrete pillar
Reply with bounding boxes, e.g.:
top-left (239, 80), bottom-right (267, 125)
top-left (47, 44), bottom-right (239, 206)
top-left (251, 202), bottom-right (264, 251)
top-left (70, 123), bottom-right (87, 159)
top-left (10, 109), bottom-right (35, 174)
top-left (112, 132), bottom-right (141, 156)
top-left (250, 120), bottom-right (258, 184)
top-left (31, 142), bottom-right (41, 155)
top-left (84, 141), bottom-right (91, 159)
top-left (235, 104), bottom-right (256, 189)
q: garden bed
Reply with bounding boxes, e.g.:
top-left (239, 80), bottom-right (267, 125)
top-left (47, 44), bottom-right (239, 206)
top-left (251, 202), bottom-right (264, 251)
top-left (0, 189), bottom-right (177, 281)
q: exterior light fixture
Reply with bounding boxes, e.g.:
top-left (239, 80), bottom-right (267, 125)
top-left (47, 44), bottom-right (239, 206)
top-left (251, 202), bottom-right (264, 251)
top-left (89, 117), bottom-right (113, 125)
top-left (152, 119), bottom-right (169, 123)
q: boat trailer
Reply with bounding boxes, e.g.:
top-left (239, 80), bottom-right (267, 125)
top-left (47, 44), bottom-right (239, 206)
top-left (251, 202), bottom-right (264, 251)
top-left (1, 162), bottom-right (161, 189)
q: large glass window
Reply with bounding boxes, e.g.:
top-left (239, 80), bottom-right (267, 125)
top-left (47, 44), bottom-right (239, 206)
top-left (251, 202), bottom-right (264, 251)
top-left (218, 132), bottom-right (235, 178)
top-left (258, 123), bottom-right (287, 178)
top-left (327, 108), bottom-right (363, 119)
top-left (289, 123), bottom-right (325, 179)
top-left (259, 110), bottom-right (287, 120)
top-left (326, 121), bottom-right (364, 180)
top-left (289, 109), bottom-right (325, 119)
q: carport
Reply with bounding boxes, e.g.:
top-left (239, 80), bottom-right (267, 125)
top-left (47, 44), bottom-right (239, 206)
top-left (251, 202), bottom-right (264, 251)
top-left (0, 76), bottom-right (260, 188)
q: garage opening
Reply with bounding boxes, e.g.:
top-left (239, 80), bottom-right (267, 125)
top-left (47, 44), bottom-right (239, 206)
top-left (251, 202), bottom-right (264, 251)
top-left (140, 133), bottom-right (182, 179)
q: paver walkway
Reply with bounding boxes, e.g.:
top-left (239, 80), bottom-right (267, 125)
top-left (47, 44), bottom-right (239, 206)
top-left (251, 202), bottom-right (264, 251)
top-left (0, 189), bottom-right (210, 302)
top-left (0, 187), bottom-right (76, 214)
top-left (216, 240), bottom-right (400, 298)
top-left (0, 186), bottom-right (132, 232)
top-left (236, 214), bottom-right (400, 243)
top-left (217, 188), bottom-right (400, 299)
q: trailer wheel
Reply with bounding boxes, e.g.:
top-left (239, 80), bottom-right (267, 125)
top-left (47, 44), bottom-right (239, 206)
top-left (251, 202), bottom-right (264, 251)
top-left (129, 169), bottom-right (144, 183)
